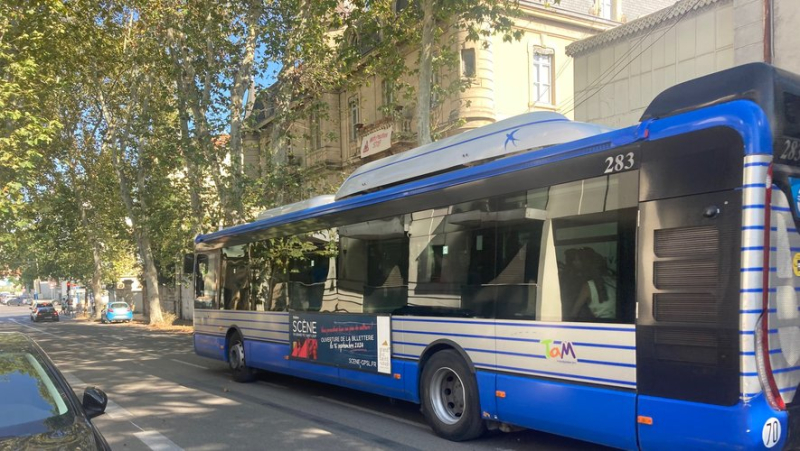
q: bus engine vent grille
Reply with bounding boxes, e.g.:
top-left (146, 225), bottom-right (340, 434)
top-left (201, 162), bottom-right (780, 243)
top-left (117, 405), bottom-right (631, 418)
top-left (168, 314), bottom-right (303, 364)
top-left (654, 293), bottom-right (717, 323)
top-left (654, 329), bottom-right (719, 364)
top-left (654, 260), bottom-right (719, 288)
top-left (654, 226), bottom-right (718, 258)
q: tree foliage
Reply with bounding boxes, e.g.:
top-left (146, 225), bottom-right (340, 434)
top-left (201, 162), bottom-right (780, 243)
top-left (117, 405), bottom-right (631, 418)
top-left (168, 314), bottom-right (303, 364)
top-left (0, 0), bottom-right (537, 321)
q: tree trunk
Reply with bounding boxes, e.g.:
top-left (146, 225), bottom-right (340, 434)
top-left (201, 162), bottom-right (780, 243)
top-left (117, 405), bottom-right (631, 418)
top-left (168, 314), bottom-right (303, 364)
top-left (416, 0), bottom-right (435, 146)
top-left (99, 82), bottom-right (165, 325)
top-left (228, 0), bottom-right (261, 224)
top-left (176, 92), bottom-right (203, 238)
top-left (136, 228), bottom-right (164, 323)
top-left (66, 142), bottom-right (106, 320)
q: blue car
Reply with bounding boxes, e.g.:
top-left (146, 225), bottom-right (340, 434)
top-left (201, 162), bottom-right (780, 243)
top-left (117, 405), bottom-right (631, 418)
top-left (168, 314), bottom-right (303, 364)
top-left (101, 302), bottom-right (133, 323)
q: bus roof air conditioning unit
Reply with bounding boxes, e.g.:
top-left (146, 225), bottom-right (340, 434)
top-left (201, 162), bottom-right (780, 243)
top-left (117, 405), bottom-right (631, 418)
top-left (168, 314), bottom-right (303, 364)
top-left (335, 112), bottom-right (612, 200)
top-left (256, 195), bottom-right (336, 221)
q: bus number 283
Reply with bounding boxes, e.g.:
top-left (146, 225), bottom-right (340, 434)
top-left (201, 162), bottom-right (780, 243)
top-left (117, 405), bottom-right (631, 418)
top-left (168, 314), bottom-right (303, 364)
top-left (604, 152), bottom-right (635, 174)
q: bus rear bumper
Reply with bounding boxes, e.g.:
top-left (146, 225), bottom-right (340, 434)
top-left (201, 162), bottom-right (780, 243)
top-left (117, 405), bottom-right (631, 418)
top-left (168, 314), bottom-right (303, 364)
top-left (787, 401), bottom-right (800, 450)
top-left (637, 393), bottom-right (790, 450)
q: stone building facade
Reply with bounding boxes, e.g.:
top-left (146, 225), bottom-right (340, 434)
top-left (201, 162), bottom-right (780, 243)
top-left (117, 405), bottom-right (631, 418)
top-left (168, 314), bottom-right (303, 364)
top-left (567, 0), bottom-right (799, 127)
top-left (246, 0), bottom-right (679, 187)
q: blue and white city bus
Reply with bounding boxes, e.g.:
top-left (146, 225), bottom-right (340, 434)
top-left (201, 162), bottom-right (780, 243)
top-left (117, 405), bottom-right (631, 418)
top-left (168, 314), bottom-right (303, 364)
top-left (192, 63), bottom-right (800, 449)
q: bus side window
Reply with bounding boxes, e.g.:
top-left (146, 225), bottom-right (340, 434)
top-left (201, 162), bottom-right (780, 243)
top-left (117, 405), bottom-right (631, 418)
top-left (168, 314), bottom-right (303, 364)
top-left (538, 172), bottom-right (638, 324)
top-left (194, 252), bottom-right (219, 310)
top-left (221, 245), bottom-right (250, 311)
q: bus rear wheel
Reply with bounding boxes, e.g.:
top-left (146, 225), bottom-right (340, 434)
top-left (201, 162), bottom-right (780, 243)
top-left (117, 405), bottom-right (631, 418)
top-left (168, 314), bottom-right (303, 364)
top-left (421, 350), bottom-right (485, 441)
top-left (228, 332), bottom-right (256, 383)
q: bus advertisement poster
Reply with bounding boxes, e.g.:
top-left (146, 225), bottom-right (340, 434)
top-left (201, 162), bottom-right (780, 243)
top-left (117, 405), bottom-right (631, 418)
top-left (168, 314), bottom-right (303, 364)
top-left (290, 313), bottom-right (391, 374)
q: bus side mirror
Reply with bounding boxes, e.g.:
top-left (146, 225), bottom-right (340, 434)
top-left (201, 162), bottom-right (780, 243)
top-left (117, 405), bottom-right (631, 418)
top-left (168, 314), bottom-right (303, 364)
top-left (183, 254), bottom-right (195, 274)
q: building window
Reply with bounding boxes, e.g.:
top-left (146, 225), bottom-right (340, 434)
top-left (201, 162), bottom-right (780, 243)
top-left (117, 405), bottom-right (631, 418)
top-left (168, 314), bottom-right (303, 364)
top-left (310, 111), bottom-right (322, 150)
top-left (349, 96), bottom-right (360, 142)
top-left (394, 0), bottom-right (409, 13)
top-left (461, 48), bottom-right (476, 78)
top-left (599, 0), bottom-right (612, 19)
top-left (430, 71), bottom-right (441, 108)
top-left (382, 80), bottom-right (394, 118)
top-left (532, 50), bottom-right (553, 105)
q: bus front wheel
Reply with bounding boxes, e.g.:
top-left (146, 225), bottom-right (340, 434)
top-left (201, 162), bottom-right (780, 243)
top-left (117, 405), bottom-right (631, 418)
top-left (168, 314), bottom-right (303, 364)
top-left (228, 332), bottom-right (256, 383)
top-left (421, 350), bottom-right (485, 441)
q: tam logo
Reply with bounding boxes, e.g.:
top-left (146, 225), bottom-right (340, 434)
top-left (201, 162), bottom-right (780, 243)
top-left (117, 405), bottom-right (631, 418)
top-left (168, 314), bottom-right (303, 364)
top-left (542, 339), bottom-right (578, 363)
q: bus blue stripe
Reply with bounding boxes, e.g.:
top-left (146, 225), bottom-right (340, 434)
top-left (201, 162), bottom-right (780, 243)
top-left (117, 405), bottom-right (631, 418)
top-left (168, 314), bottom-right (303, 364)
top-left (395, 329), bottom-right (499, 341)
top-left (460, 348), bottom-right (636, 368)
top-left (571, 342), bottom-right (636, 350)
top-left (394, 341), bottom-right (425, 347)
top-left (239, 326), bottom-right (289, 334)
top-left (397, 330), bottom-right (635, 350)
top-left (577, 359), bottom-right (637, 368)
top-left (394, 353), bottom-right (418, 359)
top-left (740, 349), bottom-right (782, 356)
top-left (480, 363), bottom-right (636, 386)
top-left (743, 205), bottom-right (766, 209)
top-left (740, 267), bottom-right (777, 272)
top-left (196, 309), bottom-right (289, 316)
top-left (243, 336), bottom-right (290, 345)
top-left (740, 329), bottom-right (778, 335)
top-left (773, 365), bottom-right (800, 374)
top-left (393, 317), bottom-right (634, 332)
top-left (744, 162), bottom-right (770, 167)
top-left (206, 318), bottom-right (288, 325)
top-left (464, 347), bottom-right (546, 359)
top-left (742, 226), bottom-right (765, 230)
top-left (196, 331), bottom-right (226, 338)
top-left (740, 308), bottom-right (777, 314)
top-left (773, 206), bottom-right (792, 212)
top-left (743, 184), bottom-right (768, 188)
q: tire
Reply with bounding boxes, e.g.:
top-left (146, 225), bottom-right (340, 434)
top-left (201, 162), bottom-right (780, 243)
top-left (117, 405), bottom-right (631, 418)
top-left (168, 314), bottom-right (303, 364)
top-left (420, 350), bottom-right (485, 441)
top-left (228, 332), bottom-right (256, 383)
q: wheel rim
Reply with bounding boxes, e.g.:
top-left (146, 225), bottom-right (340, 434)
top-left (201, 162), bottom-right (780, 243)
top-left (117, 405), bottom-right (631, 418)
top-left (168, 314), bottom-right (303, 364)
top-left (429, 366), bottom-right (466, 425)
top-left (229, 341), bottom-right (245, 371)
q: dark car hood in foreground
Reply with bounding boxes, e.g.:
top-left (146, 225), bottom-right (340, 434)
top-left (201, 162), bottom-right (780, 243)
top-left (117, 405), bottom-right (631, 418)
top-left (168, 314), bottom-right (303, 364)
top-left (0, 418), bottom-right (108, 451)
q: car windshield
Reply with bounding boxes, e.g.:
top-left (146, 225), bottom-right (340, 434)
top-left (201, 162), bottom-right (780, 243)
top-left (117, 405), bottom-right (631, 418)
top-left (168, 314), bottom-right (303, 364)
top-left (36, 307), bottom-right (54, 312)
top-left (0, 352), bottom-right (74, 437)
top-left (110, 303), bottom-right (128, 309)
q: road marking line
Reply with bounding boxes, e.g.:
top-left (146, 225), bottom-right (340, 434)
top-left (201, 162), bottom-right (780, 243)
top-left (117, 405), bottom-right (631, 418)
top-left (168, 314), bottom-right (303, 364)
top-left (106, 399), bottom-right (135, 419)
top-left (8, 319), bottom-right (60, 337)
top-left (315, 396), bottom-right (427, 430)
top-left (170, 359), bottom-right (208, 370)
top-left (133, 431), bottom-right (184, 451)
top-left (64, 372), bottom-right (184, 451)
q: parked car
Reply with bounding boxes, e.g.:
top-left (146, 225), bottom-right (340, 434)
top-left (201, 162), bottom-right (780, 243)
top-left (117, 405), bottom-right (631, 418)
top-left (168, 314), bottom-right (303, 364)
top-left (0, 332), bottom-right (110, 450)
top-left (6, 296), bottom-right (25, 306)
top-left (30, 303), bottom-right (59, 322)
top-left (101, 302), bottom-right (133, 323)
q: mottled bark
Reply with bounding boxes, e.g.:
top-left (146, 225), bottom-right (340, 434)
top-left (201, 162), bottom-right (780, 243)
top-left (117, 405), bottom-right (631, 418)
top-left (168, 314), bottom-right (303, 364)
top-left (416, 0), bottom-right (435, 146)
top-left (97, 78), bottom-right (164, 324)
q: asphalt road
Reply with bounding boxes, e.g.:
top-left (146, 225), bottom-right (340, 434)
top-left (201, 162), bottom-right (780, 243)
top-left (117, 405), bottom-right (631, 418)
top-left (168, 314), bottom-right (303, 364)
top-left (0, 306), bottom-right (612, 450)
